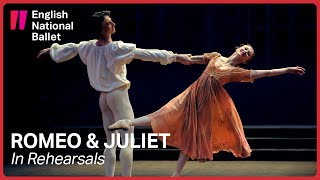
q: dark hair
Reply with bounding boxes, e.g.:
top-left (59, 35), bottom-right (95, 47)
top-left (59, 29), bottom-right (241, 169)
top-left (92, 10), bottom-right (111, 18)
top-left (91, 10), bottom-right (111, 38)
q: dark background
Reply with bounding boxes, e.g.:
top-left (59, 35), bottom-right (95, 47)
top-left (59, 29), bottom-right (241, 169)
top-left (4, 4), bottom-right (316, 130)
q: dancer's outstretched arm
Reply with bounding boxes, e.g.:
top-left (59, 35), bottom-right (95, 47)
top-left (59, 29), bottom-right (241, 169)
top-left (133, 48), bottom-right (193, 65)
top-left (189, 55), bottom-right (207, 64)
top-left (37, 43), bottom-right (79, 63)
top-left (251, 67), bottom-right (305, 79)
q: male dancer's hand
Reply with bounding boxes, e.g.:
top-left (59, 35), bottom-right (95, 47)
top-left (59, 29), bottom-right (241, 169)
top-left (176, 54), bottom-right (193, 65)
top-left (37, 48), bottom-right (51, 59)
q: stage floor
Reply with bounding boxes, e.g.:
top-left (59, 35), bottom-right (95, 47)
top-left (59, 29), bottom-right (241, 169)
top-left (4, 161), bottom-right (316, 176)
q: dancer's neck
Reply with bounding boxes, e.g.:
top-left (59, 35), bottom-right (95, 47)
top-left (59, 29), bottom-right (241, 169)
top-left (97, 35), bottom-right (112, 46)
top-left (100, 35), bottom-right (112, 43)
top-left (225, 52), bottom-right (241, 66)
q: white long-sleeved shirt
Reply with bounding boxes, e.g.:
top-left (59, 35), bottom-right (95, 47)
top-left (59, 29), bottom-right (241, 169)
top-left (49, 40), bottom-right (177, 92)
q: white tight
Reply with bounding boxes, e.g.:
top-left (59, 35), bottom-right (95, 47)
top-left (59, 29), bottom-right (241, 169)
top-left (99, 87), bottom-right (134, 176)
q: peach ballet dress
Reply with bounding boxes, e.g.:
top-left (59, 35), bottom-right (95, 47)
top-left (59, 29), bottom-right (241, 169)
top-left (147, 52), bottom-right (253, 161)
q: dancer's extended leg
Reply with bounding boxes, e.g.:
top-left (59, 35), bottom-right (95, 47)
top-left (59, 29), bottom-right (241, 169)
top-left (108, 116), bottom-right (151, 130)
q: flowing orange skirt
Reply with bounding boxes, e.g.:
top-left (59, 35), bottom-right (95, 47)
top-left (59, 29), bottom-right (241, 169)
top-left (147, 73), bottom-right (252, 161)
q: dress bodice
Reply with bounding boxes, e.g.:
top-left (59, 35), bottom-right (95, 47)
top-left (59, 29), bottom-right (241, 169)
top-left (203, 52), bottom-right (254, 86)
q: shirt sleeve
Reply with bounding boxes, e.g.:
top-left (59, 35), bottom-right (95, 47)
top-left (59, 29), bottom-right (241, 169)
top-left (110, 41), bottom-right (136, 64)
top-left (49, 43), bottom-right (79, 63)
top-left (230, 67), bottom-right (254, 83)
top-left (133, 48), bottom-right (176, 65)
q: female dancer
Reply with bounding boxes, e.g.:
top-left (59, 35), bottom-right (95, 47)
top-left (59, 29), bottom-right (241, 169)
top-left (108, 44), bottom-right (305, 176)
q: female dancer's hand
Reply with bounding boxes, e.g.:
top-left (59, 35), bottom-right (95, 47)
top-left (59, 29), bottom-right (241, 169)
top-left (37, 48), bottom-right (50, 59)
top-left (286, 66), bottom-right (306, 76)
top-left (176, 54), bottom-right (193, 65)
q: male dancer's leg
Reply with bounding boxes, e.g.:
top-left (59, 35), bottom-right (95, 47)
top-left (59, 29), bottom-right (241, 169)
top-left (99, 92), bottom-right (117, 176)
top-left (106, 87), bottom-right (134, 176)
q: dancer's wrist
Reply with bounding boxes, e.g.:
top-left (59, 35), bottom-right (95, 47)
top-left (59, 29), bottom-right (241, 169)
top-left (172, 54), bottom-right (177, 62)
top-left (126, 120), bottom-right (133, 126)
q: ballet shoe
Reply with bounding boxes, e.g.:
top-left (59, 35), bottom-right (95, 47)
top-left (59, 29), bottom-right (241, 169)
top-left (171, 172), bottom-right (181, 177)
top-left (108, 120), bottom-right (131, 131)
